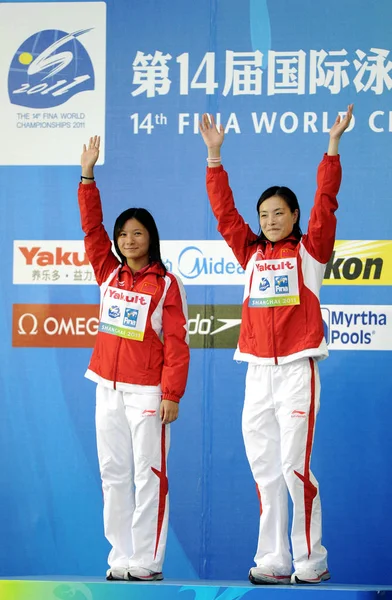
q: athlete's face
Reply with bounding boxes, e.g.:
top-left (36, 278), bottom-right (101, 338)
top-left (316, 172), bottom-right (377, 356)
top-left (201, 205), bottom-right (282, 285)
top-left (258, 196), bottom-right (298, 243)
top-left (117, 218), bottom-right (150, 263)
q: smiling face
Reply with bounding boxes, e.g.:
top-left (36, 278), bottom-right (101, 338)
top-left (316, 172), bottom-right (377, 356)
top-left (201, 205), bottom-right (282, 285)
top-left (116, 218), bottom-right (150, 268)
top-left (258, 195), bottom-right (299, 243)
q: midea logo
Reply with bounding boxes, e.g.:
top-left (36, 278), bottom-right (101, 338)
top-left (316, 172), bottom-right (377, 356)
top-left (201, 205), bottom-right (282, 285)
top-left (177, 246), bottom-right (244, 279)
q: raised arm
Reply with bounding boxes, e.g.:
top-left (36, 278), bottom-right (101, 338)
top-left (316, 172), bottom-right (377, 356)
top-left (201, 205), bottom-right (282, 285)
top-left (303, 105), bottom-right (354, 263)
top-left (327, 104), bottom-right (354, 156)
top-left (199, 113), bottom-right (224, 167)
top-left (81, 135), bottom-right (100, 182)
top-left (78, 136), bottom-right (119, 284)
top-left (199, 114), bottom-right (257, 269)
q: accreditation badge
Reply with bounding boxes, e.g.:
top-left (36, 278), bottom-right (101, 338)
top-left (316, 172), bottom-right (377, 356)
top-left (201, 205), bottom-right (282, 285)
top-left (249, 258), bottom-right (300, 307)
top-left (99, 286), bottom-right (151, 341)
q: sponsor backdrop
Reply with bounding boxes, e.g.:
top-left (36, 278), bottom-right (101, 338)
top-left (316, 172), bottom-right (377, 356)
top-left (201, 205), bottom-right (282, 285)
top-left (0, 0), bottom-right (391, 585)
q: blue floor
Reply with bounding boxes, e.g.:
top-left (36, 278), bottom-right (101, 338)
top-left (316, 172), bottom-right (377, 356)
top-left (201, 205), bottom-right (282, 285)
top-left (1, 577), bottom-right (392, 600)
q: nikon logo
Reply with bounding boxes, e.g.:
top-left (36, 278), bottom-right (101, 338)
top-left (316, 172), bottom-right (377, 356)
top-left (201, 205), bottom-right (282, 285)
top-left (323, 241), bottom-right (392, 286)
top-left (325, 251), bottom-right (382, 281)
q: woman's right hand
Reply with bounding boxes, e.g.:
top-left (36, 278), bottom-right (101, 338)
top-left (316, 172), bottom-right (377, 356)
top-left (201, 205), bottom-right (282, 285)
top-left (81, 135), bottom-right (100, 178)
top-left (199, 114), bottom-right (224, 150)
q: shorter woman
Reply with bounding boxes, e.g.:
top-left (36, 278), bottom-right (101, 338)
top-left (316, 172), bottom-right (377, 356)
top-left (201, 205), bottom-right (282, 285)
top-left (78, 136), bottom-right (190, 581)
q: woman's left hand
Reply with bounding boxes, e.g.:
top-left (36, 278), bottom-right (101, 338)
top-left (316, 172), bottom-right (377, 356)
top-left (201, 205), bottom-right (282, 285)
top-left (160, 399), bottom-right (179, 424)
top-left (329, 104), bottom-right (354, 140)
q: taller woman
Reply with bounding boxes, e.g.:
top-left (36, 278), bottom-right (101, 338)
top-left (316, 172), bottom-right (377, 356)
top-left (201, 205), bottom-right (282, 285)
top-left (200, 106), bottom-right (353, 585)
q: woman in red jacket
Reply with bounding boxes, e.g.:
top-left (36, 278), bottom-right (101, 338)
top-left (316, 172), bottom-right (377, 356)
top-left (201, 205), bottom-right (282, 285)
top-left (78, 136), bottom-right (190, 582)
top-left (199, 106), bottom-right (353, 585)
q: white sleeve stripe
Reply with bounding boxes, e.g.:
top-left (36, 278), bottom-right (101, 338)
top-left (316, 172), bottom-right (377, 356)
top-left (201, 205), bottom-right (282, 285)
top-left (150, 275), bottom-right (170, 337)
top-left (299, 243), bottom-right (325, 300)
top-left (172, 273), bottom-right (189, 345)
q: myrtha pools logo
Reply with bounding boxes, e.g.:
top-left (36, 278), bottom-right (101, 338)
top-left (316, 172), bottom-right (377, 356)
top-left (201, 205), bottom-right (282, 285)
top-left (8, 29), bottom-right (95, 108)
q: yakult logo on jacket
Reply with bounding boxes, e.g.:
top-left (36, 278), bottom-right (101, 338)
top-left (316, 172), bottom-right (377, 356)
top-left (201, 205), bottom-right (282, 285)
top-left (8, 28), bottom-right (95, 109)
top-left (108, 289), bottom-right (147, 305)
top-left (255, 260), bottom-right (295, 272)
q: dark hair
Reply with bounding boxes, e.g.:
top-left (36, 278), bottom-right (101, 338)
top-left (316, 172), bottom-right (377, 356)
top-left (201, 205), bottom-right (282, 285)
top-left (113, 208), bottom-right (166, 273)
top-left (254, 185), bottom-right (302, 242)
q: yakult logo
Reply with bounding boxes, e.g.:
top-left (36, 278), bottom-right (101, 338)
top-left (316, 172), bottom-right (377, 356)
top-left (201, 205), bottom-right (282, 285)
top-left (8, 29), bottom-right (95, 109)
top-left (108, 289), bottom-right (147, 305)
top-left (256, 260), bottom-right (295, 272)
top-left (18, 245), bottom-right (89, 266)
top-left (13, 241), bottom-right (95, 284)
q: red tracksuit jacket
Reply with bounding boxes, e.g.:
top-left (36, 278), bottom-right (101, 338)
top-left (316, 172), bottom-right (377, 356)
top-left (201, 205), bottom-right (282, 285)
top-left (78, 182), bottom-right (190, 401)
top-left (206, 154), bottom-right (341, 365)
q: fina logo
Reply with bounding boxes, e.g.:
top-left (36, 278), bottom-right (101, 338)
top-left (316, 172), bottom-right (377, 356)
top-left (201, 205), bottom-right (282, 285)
top-left (275, 275), bottom-right (289, 294)
top-left (8, 29), bottom-right (95, 108)
top-left (124, 308), bottom-right (138, 328)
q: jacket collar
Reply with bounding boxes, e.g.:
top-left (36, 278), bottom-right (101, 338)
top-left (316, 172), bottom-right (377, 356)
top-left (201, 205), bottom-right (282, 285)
top-left (119, 261), bottom-right (166, 278)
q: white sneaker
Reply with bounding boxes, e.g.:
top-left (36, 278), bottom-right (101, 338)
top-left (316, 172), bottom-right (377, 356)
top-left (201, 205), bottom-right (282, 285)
top-left (249, 567), bottom-right (291, 585)
top-left (291, 568), bottom-right (330, 584)
top-left (128, 566), bottom-right (164, 581)
top-left (106, 567), bottom-right (129, 580)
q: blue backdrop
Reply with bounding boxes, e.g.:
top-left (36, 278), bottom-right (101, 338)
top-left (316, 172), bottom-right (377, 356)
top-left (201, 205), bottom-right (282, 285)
top-left (0, 0), bottom-right (391, 585)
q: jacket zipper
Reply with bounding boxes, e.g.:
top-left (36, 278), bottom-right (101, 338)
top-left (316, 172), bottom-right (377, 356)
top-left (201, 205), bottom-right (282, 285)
top-left (112, 338), bottom-right (122, 390)
top-left (112, 268), bottom-right (136, 389)
top-left (110, 267), bottom-right (162, 388)
top-left (271, 307), bottom-right (278, 365)
top-left (268, 242), bottom-right (278, 365)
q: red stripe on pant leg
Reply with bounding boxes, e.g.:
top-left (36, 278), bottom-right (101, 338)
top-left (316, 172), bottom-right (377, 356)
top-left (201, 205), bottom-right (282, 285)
top-left (151, 425), bottom-right (168, 560)
top-left (256, 483), bottom-right (263, 516)
top-left (294, 358), bottom-right (318, 558)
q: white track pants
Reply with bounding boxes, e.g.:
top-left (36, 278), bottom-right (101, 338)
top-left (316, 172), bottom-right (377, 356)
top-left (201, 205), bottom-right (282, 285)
top-left (95, 384), bottom-right (170, 572)
top-left (242, 358), bottom-right (327, 574)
